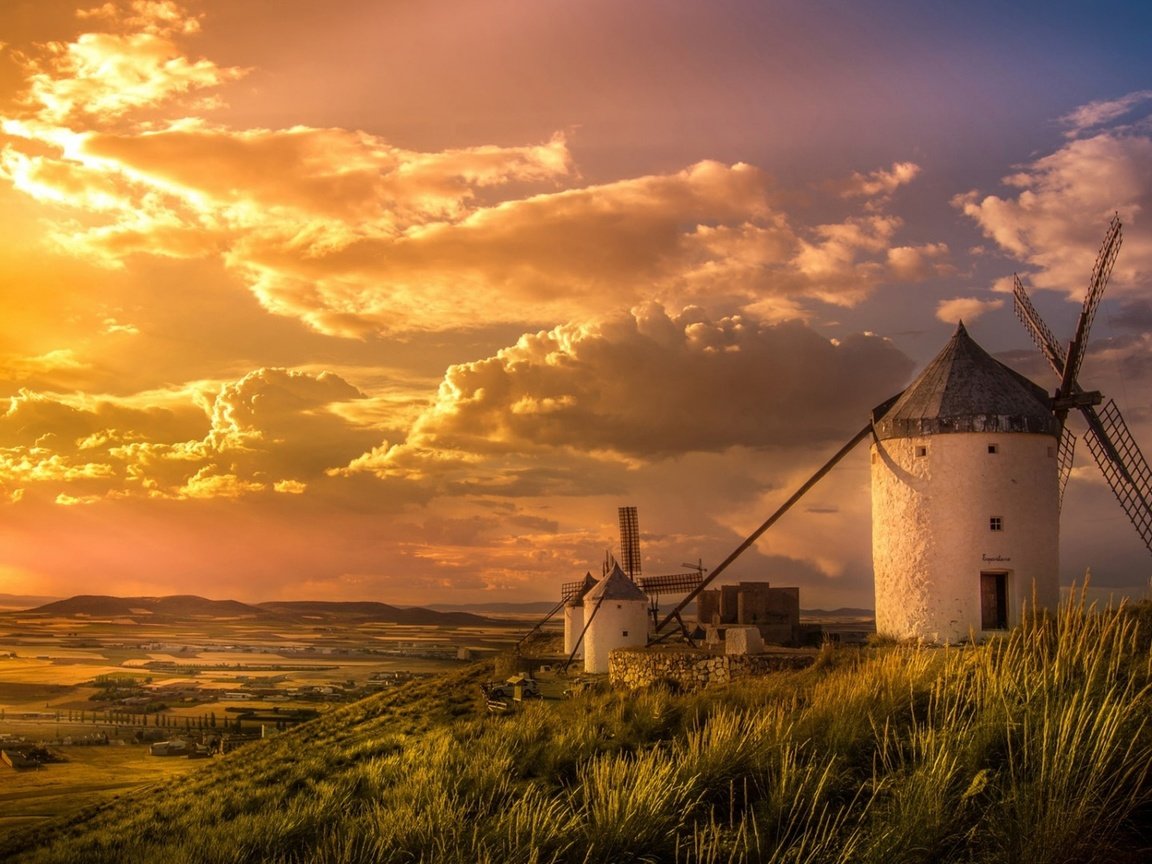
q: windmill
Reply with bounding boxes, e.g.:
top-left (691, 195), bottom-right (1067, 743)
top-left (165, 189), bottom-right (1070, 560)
top-left (1012, 215), bottom-right (1152, 554)
top-left (553, 506), bottom-right (706, 668)
top-left (651, 215), bottom-right (1151, 645)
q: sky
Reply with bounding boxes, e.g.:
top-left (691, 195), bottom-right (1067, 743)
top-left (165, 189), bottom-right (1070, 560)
top-left (0, 0), bottom-right (1150, 607)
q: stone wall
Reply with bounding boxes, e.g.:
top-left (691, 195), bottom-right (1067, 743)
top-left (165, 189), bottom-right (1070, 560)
top-left (609, 647), bottom-right (814, 690)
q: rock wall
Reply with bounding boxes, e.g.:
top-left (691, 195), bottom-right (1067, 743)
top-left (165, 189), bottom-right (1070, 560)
top-left (609, 648), bottom-right (814, 690)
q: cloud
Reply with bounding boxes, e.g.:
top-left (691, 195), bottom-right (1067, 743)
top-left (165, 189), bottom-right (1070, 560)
top-left (792, 215), bottom-right (934, 302)
top-left (1, 349), bottom-right (87, 376)
top-left (955, 102), bottom-right (1152, 300)
top-left (886, 242), bottom-right (951, 281)
top-left (11, 1), bottom-right (244, 126)
top-left (0, 8), bottom-right (948, 338)
top-left (839, 161), bottom-right (921, 201)
top-left (0, 368), bottom-right (383, 504)
top-left (1059, 90), bottom-right (1152, 138)
top-left (935, 296), bottom-right (1005, 324)
top-left (345, 304), bottom-right (913, 490)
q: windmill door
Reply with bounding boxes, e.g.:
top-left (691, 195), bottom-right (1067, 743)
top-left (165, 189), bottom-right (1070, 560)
top-left (980, 571), bottom-right (1008, 630)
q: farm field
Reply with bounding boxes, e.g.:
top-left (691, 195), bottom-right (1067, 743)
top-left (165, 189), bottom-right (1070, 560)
top-left (0, 603), bottom-right (536, 842)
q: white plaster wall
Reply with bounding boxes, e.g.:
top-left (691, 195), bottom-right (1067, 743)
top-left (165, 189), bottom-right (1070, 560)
top-left (871, 432), bottom-right (1059, 643)
top-left (563, 603), bottom-right (584, 657)
top-left (583, 598), bottom-right (649, 674)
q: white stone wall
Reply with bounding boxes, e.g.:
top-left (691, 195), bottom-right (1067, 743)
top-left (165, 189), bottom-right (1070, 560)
top-left (563, 603), bottom-right (584, 658)
top-left (871, 432), bottom-right (1059, 643)
top-left (724, 626), bottom-right (765, 655)
top-left (583, 598), bottom-right (649, 674)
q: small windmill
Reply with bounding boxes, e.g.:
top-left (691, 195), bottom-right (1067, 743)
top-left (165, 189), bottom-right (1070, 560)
top-left (1012, 215), bottom-right (1152, 554)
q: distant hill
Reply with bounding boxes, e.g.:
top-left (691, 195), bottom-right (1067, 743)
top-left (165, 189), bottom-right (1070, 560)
top-left (21, 594), bottom-right (870, 626)
top-left (256, 600), bottom-right (513, 627)
top-left (29, 594), bottom-right (264, 619)
top-left (426, 601), bottom-right (875, 620)
top-left (426, 600), bottom-right (559, 615)
top-left (23, 595), bottom-right (514, 627)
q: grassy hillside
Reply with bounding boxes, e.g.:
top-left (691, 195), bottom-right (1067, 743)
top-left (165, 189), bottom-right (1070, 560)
top-left (4, 593), bottom-right (1150, 864)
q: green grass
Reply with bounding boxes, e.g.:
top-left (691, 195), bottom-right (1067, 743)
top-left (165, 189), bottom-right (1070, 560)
top-left (3, 592), bottom-right (1150, 863)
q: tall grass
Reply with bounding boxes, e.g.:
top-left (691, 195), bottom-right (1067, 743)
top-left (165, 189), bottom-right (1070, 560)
top-left (6, 595), bottom-right (1151, 864)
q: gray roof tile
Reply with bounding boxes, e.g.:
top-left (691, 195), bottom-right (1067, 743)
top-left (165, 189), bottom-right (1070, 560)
top-left (585, 562), bottom-right (647, 602)
top-left (873, 323), bottom-right (1058, 440)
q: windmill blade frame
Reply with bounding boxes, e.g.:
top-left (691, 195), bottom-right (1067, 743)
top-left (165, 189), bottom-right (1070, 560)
top-left (1081, 399), bottom-right (1152, 555)
top-left (1010, 213), bottom-right (1152, 561)
top-left (1060, 214), bottom-right (1123, 397)
top-left (1057, 426), bottom-right (1076, 510)
top-left (1013, 274), bottom-right (1067, 377)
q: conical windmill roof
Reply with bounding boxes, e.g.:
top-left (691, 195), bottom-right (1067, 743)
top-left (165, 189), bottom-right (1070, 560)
top-left (585, 562), bottom-right (647, 602)
top-left (566, 572), bottom-right (599, 606)
top-left (872, 322), bottom-right (1058, 440)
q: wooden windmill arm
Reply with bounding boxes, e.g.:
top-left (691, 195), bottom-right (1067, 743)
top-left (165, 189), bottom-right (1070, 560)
top-left (1061, 216), bottom-right (1123, 398)
top-left (1013, 274), bottom-right (1067, 378)
top-left (1080, 399), bottom-right (1152, 556)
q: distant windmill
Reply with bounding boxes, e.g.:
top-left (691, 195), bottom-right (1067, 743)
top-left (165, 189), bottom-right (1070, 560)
top-left (554, 506), bottom-right (704, 668)
top-left (1012, 215), bottom-right (1152, 553)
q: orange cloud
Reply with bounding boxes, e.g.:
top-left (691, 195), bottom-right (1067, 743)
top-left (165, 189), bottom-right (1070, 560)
top-left (956, 123), bottom-right (1152, 300)
top-left (934, 296), bottom-right (1005, 324)
top-left (345, 304), bottom-right (913, 490)
top-left (0, 6), bottom-right (942, 339)
top-left (11, 1), bottom-right (242, 126)
top-left (0, 368), bottom-right (382, 505)
top-left (839, 161), bottom-right (921, 201)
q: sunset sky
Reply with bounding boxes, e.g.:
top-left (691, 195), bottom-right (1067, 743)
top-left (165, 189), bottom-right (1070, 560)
top-left (1, 0), bottom-right (1151, 607)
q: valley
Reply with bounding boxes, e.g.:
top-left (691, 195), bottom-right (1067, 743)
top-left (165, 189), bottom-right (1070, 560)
top-left (0, 595), bottom-right (531, 839)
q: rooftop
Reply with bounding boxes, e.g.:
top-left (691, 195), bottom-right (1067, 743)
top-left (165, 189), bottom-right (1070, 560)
top-left (872, 322), bottom-right (1058, 440)
top-left (585, 562), bottom-right (647, 603)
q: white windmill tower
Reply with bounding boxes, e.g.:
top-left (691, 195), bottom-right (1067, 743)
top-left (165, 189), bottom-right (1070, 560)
top-left (870, 322), bottom-right (1061, 642)
top-left (582, 561), bottom-right (649, 673)
top-left (562, 572), bottom-right (598, 658)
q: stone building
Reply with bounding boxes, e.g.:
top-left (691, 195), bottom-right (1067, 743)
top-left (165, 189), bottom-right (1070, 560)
top-left (870, 323), bottom-right (1060, 643)
top-left (696, 581), bottom-right (800, 645)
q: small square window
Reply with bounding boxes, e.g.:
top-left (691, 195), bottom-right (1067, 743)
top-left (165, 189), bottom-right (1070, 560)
top-left (915, 446), bottom-right (927, 457)
top-left (622, 630), bottom-right (628, 637)
top-left (990, 516), bottom-right (1003, 532)
top-left (987, 444), bottom-right (998, 454)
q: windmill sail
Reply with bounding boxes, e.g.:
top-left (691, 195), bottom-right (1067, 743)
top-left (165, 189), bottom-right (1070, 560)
top-left (1061, 215), bottom-right (1123, 395)
top-left (618, 506), bottom-right (642, 581)
top-left (1010, 214), bottom-right (1152, 560)
top-left (1082, 399), bottom-right (1152, 554)
top-left (637, 572), bottom-right (704, 595)
top-left (1057, 426), bottom-right (1076, 510)
top-left (1013, 274), bottom-right (1067, 376)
